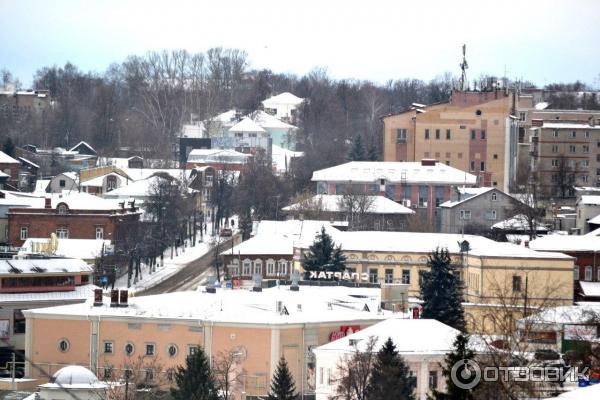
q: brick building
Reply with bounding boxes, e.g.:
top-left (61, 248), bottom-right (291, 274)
top-left (7, 193), bottom-right (140, 247)
top-left (0, 151), bottom-right (21, 190)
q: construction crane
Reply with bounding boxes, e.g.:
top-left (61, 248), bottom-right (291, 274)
top-left (459, 44), bottom-right (468, 91)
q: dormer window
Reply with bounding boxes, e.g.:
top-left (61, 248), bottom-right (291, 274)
top-left (57, 204), bottom-right (68, 215)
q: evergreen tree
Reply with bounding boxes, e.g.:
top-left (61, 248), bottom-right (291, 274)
top-left (171, 347), bottom-right (220, 400)
top-left (367, 142), bottom-right (379, 161)
top-left (431, 333), bottom-right (478, 400)
top-left (268, 357), bottom-right (298, 400)
top-left (419, 248), bottom-right (466, 331)
top-left (302, 226), bottom-right (346, 275)
top-left (366, 337), bottom-right (416, 400)
top-left (348, 134), bottom-right (366, 161)
top-left (2, 137), bottom-right (15, 158)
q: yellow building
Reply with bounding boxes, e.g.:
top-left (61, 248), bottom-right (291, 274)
top-left (383, 90), bottom-right (519, 192)
top-left (293, 231), bottom-right (575, 332)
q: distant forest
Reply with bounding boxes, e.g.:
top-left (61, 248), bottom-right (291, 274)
top-left (1, 48), bottom-right (598, 171)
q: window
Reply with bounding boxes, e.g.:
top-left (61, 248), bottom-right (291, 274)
top-left (424, 129), bottom-right (429, 139)
top-left (188, 345), bottom-right (199, 356)
top-left (429, 371), bottom-right (438, 389)
top-left (446, 129), bottom-right (451, 139)
top-left (369, 269), bottom-right (378, 283)
top-left (228, 259), bottom-right (239, 276)
top-left (569, 145), bottom-right (576, 153)
top-left (435, 129), bottom-right (440, 140)
top-left (107, 175), bottom-right (117, 191)
top-left (459, 210), bottom-right (471, 220)
top-left (319, 367), bottom-right (324, 385)
top-left (597, 268), bottom-right (600, 281)
top-left (253, 260), bottom-right (262, 276)
top-left (435, 186), bottom-right (445, 207)
top-left (570, 131), bottom-right (576, 138)
top-left (167, 344), bottom-right (178, 358)
top-left (470, 130), bottom-right (476, 140)
top-left (13, 310), bottom-right (25, 334)
top-left (512, 276), bottom-right (522, 292)
top-left (385, 269), bottom-right (393, 284)
top-left (145, 343), bottom-right (155, 356)
top-left (583, 145), bottom-right (590, 153)
top-left (493, 153), bottom-right (498, 159)
top-left (470, 161), bottom-right (475, 171)
top-left (582, 175), bottom-right (590, 183)
top-left (585, 131), bottom-right (590, 138)
top-left (103, 367), bottom-right (114, 381)
top-left (458, 152), bottom-right (463, 159)
top-left (95, 226), bottom-right (104, 240)
top-left (248, 133), bottom-right (257, 138)
top-left (491, 192), bottom-right (497, 201)
top-left (551, 174), bottom-right (558, 182)
top-left (418, 186), bottom-right (428, 208)
top-left (58, 338), bottom-right (70, 353)
top-left (20, 226), bottom-right (28, 240)
top-left (396, 129), bottom-right (407, 143)
top-left (267, 259), bottom-right (275, 275)
top-left (402, 270), bottom-right (410, 284)
top-left (551, 159), bottom-right (560, 167)
top-left (585, 266), bottom-right (593, 281)
top-left (519, 112), bottom-right (526, 122)
top-left (480, 161), bottom-right (485, 172)
top-left (125, 342), bottom-right (135, 356)
top-left (57, 204), bottom-right (68, 215)
top-left (553, 130), bottom-right (559, 138)
top-left (56, 227), bottom-right (69, 239)
top-left (104, 341), bottom-right (114, 354)
top-left (551, 145), bottom-right (559, 153)
top-left (242, 260), bottom-right (251, 275)
top-left (279, 260), bottom-right (287, 276)
top-left (574, 267), bottom-right (579, 280)
top-left (144, 369), bottom-right (154, 382)
top-left (486, 210), bottom-right (497, 220)
top-left (59, 179), bottom-right (66, 188)
top-left (481, 130), bottom-right (486, 140)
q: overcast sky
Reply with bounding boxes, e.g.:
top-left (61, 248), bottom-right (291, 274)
top-left (2, 0), bottom-right (600, 88)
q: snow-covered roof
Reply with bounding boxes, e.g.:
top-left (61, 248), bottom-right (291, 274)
top-left (250, 110), bottom-right (297, 130)
top-left (0, 151), bottom-right (19, 164)
top-left (585, 227), bottom-right (600, 237)
top-left (80, 172), bottom-right (128, 187)
top-left (534, 102), bottom-right (549, 110)
top-left (0, 170), bottom-right (8, 178)
top-left (542, 123), bottom-right (600, 130)
top-left (492, 215), bottom-right (548, 232)
top-left (545, 383), bottom-right (600, 400)
top-left (520, 304), bottom-right (600, 326)
top-left (0, 284), bottom-right (98, 305)
top-left (321, 231), bottom-right (571, 260)
top-left (578, 195), bottom-right (600, 206)
top-left (262, 92), bottom-right (304, 107)
top-left (229, 117), bottom-right (267, 133)
top-left (25, 285), bottom-right (389, 325)
top-left (19, 238), bottom-right (110, 260)
top-left (255, 220), bottom-right (340, 243)
top-left (119, 168), bottom-right (184, 181)
top-left (529, 235), bottom-right (600, 252)
top-left (69, 140), bottom-right (96, 153)
top-left (33, 179), bottom-right (50, 194)
top-left (102, 177), bottom-right (155, 198)
top-left (579, 281), bottom-right (600, 298)
top-left (40, 365), bottom-right (106, 390)
top-left (272, 144), bottom-right (303, 174)
top-left (0, 258), bottom-right (92, 276)
top-left (221, 235), bottom-right (293, 256)
top-left (312, 161), bottom-right (477, 185)
top-left (55, 171), bottom-right (78, 183)
top-left (586, 214), bottom-right (600, 225)
top-left (8, 192), bottom-right (127, 211)
top-left (18, 157), bottom-right (39, 169)
top-left (282, 194), bottom-right (414, 215)
top-left (440, 187), bottom-right (495, 208)
top-left (187, 148), bottom-right (252, 164)
top-left (210, 109), bottom-right (238, 123)
top-left (314, 318), bottom-right (459, 355)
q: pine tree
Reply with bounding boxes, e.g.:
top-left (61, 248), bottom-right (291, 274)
top-left (348, 134), bottom-right (366, 161)
top-left (367, 142), bottom-right (379, 161)
top-left (268, 357), bottom-right (298, 400)
top-left (366, 337), bottom-right (416, 400)
top-left (432, 333), bottom-right (478, 400)
top-left (302, 226), bottom-right (346, 274)
top-left (171, 347), bottom-right (220, 400)
top-left (2, 137), bottom-right (15, 158)
top-left (419, 247), bottom-right (466, 331)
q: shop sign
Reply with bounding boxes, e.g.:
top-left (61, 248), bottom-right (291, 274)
top-left (308, 271), bottom-right (369, 281)
top-left (564, 324), bottom-right (597, 341)
top-left (329, 325), bottom-right (361, 341)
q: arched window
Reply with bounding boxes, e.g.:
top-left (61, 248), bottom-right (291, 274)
top-left (57, 203), bottom-right (68, 215)
top-left (385, 255), bottom-right (395, 263)
top-left (278, 260), bottom-right (288, 276)
top-left (401, 256), bottom-right (411, 264)
top-left (253, 259), bottom-right (262, 276)
top-left (107, 175), bottom-right (118, 191)
top-left (418, 256), bottom-right (428, 264)
top-left (267, 259), bottom-right (276, 276)
top-left (585, 266), bottom-right (593, 281)
top-left (228, 259), bottom-right (239, 276)
top-left (242, 259), bottom-right (251, 276)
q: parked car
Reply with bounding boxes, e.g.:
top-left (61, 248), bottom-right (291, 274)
top-left (220, 228), bottom-right (232, 237)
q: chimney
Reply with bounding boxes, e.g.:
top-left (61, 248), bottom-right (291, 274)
top-left (93, 288), bottom-right (103, 306)
top-left (44, 197), bottom-right (51, 209)
top-left (119, 290), bottom-right (129, 307)
top-left (110, 289), bottom-right (119, 307)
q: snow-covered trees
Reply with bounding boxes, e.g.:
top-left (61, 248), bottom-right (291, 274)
top-left (302, 226), bottom-right (346, 275)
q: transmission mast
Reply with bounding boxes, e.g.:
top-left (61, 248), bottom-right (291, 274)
top-left (459, 44), bottom-right (468, 91)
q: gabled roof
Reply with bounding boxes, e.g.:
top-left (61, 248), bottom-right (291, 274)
top-left (0, 258), bottom-right (92, 276)
top-left (229, 117), bottom-right (267, 133)
top-left (262, 92), bottom-right (304, 107)
top-left (221, 235), bottom-right (293, 256)
top-left (578, 195), bottom-right (600, 206)
top-left (69, 141), bottom-right (97, 154)
top-left (249, 110), bottom-right (297, 129)
top-left (282, 194), bottom-right (414, 215)
top-left (18, 157), bottom-right (40, 169)
top-left (529, 234), bottom-right (600, 252)
top-left (312, 161), bottom-right (477, 185)
top-left (0, 151), bottom-right (19, 164)
top-left (187, 148), bottom-right (252, 164)
top-left (80, 172), bottom-right (127, 188)
top-left (492, 214), bottom-right (548, 232)
top-left (440, 187), bottom-right (495, 208)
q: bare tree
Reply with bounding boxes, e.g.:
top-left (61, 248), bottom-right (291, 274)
top-left (101, 354), bottom-right (169, 400)
top-left (337, 192), bottom-right (375, 230)
top-left (331, 336), bottom-right (377, 400)
top-left (212, 348), bottom-right (247, 400)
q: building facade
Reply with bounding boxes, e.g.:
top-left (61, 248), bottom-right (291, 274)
top-left (383, 90), bottom-right (519, 191)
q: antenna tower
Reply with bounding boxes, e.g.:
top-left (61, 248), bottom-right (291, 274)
top-left (459, 44), bottom-right (468, 91)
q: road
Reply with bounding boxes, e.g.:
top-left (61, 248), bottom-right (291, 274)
top-left (139, 237), bottom-right (234, 295)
